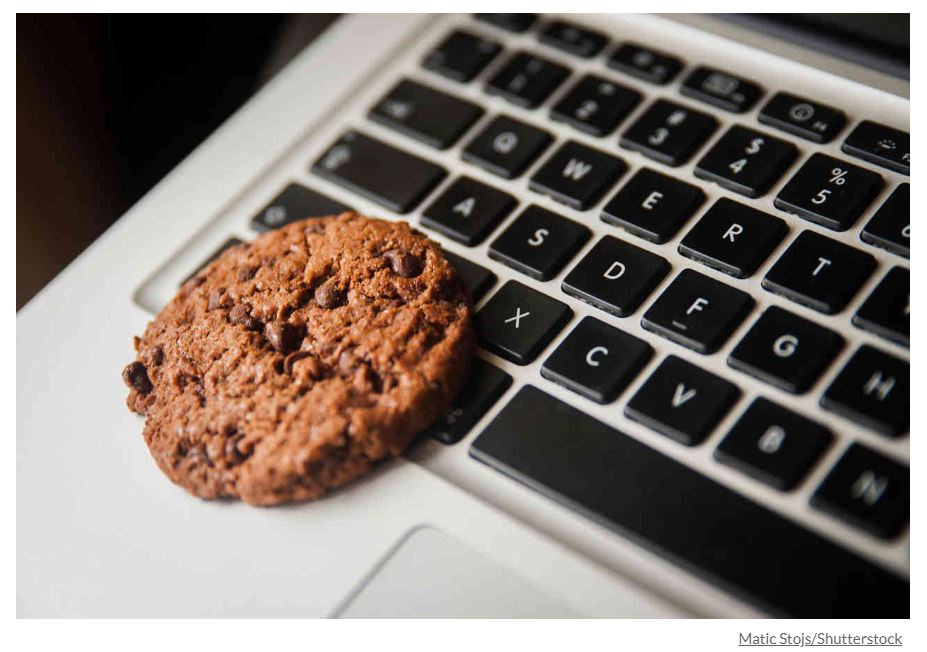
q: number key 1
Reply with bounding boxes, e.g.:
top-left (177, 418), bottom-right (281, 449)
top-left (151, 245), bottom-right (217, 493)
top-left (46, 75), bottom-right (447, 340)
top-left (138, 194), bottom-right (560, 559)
top-left (775, 153), bottom-right (883, 231)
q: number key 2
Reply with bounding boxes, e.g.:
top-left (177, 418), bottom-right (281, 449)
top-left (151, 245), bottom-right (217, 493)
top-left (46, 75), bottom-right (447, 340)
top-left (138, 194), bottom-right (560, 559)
top-left (694, 125), bottom-right (798, 198)
top-left (775, 153), bottom-right (884, 231)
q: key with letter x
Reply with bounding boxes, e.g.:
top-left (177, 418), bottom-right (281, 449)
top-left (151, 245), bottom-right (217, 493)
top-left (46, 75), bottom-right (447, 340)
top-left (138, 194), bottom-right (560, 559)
top-left (476, 280), bottom-right (573, 364)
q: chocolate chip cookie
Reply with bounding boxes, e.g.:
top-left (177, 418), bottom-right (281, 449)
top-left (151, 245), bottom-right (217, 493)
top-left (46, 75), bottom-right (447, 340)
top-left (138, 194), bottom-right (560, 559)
top-left (123, 213), bottom-right (475, 505)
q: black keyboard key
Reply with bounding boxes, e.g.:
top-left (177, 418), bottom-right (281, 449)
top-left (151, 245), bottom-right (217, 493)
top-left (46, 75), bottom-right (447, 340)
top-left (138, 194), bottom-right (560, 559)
top-left (601, 168), bottom-right (705, 243)
top-left (369, 79), bottom-right (483, 150)
top-left (853, 267), bottom-right (909, 347)
top-left (475, 13), bottom-right (537, 33)
top-left (625, 355), bottom-right (740, 446)
top-left (550, 74), bottom-right (641, 137)
top-left (681, 66), bottom-right (762, 113)
top-left (441, 250), bottom-right (497, 303)
top-left (427, 359), bottom-right (512, 444)
top-left (312, 131), bottom-right (446, 214)
top-left (421, 176), bottom-right (516, 245)
top-left (485, 51), bottom-right (570, 109)
top-left (529, 140), bottom-right (627, 210)
top-left (694, 126), bottom-right (798, 198)
top-left (762, 230), bottom-right (876, 314)
top-left (488, 205), bottom-right (590, 281)
top-left (620, 99), bottom-right (718, 167)
top-left (462, 115), bottom-right (552, 179)
top-left (775, 153), bottom-right (884, 231)
top-left (758, 92), bottom-right (846, 144)
top-left (250, 183), bottom-right (350, 232)
top-left (561, 235), bottom-right (669, 317)
top-left (715, 398), bottom-right (833, 491)
top-left (422, 30), bottom-right (502, 82)
top-left (541, 316), bottom-right (652, 404)
top-left (679, 198), bottom-right (788, 279)
top-left (812, 444), bottom-right (909, 539)
top-left (862, 183), bottom-right (909, 258)
top-left (642, 269), bottom-right (754, 354)
top-left (475, 280), bottom-right (572, 365)
top-left (538, 20), bottom-right (607, 58)
top-left (820, 345), bottom-right (909, 437)
top-left (842, 120), bottom-right (909, 175)
top-left (181, 237), bottom-right (244, 285)
top-left (471, 386), bottom-right (908, 617)
top-left (728, 306), bottom-right (844, 394)
top-left (606, 43), bottom-right (681, 84)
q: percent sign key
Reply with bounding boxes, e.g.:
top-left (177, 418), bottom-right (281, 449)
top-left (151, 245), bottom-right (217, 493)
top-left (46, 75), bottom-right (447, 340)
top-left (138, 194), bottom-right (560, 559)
top-left (775, 153), bottom-right (885, 231)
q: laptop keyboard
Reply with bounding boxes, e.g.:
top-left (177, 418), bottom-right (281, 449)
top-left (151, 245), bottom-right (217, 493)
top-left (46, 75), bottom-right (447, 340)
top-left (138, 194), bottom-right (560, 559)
top-left (142, 14), bottom-right (909, 616)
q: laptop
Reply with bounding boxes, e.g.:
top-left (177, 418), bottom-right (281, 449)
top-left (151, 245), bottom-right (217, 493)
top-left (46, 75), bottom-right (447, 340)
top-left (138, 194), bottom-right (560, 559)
top-left (17, 13), bottom-right (909, 618)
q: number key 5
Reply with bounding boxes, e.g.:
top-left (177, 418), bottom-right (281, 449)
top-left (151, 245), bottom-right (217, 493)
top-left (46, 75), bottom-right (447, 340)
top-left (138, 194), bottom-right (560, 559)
top-left (775, 153), bottom-right (883, 231)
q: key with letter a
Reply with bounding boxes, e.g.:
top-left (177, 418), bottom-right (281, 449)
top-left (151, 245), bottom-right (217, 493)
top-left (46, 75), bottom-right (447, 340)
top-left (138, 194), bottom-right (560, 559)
top-left (421, 176), bottom-right (516, 245)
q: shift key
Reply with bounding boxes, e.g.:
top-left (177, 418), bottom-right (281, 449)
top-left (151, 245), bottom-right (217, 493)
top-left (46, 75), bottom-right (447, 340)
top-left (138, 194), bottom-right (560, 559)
top-left (312, 130), bottom-right (447, 214)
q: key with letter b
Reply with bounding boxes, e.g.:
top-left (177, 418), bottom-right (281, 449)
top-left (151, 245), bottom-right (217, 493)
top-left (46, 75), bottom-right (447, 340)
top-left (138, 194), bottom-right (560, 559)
top-left (715, 398), bottom-right (833, 491)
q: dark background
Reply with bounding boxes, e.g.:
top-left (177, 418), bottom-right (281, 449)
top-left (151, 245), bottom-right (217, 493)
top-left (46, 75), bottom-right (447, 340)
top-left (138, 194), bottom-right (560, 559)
top-left (17, 14), bottom-right (337, 310)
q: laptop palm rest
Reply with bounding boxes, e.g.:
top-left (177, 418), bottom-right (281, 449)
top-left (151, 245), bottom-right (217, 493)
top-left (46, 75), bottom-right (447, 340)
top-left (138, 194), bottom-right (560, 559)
top-left (334, 526), bottom-right (578, 618)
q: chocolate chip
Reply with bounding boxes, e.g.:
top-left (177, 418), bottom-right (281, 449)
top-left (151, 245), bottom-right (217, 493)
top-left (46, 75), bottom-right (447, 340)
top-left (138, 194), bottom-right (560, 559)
top-left (229, 304), bottom-right (262, 330)
top-left (383, 249), bottom-right (423, 278)
top-left (264, 322), bottom-right (299, 353)
top-left (314, 283), bottom-right (345, 309)
top-left (236, 265), bottom-right (257, 281)
top-left (207, 290), bottom-right (222, 311)
top-left (122, 361), bottom-right (152, 394)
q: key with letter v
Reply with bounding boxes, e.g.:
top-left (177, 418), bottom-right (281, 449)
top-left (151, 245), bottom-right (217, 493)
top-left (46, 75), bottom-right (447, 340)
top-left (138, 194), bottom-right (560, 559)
top-left (626, 355), bottom-right (741, 445)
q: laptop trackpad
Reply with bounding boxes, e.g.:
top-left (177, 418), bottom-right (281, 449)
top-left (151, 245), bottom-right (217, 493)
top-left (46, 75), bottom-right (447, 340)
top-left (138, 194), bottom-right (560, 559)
top-left (335, 526), bottom-right (578, 618)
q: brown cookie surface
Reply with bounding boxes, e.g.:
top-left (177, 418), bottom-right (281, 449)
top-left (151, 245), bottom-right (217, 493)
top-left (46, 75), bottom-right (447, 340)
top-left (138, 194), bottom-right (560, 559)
top-left (123, 213), bottom-right (475, 505)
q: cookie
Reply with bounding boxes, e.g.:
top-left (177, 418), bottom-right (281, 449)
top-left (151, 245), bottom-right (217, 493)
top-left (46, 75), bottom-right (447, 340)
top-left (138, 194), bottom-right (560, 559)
top-left (123, 213), bottom-right (475, 505)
